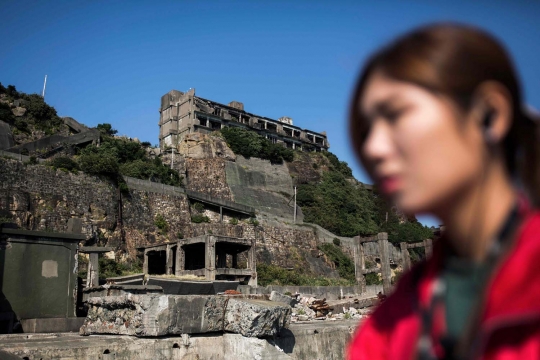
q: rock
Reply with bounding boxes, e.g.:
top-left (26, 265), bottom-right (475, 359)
top-left (0, 120), bottom-right (15, 150)
top-left (297, 315), bottom-right (309, 321)
top-left (80, 294), bottom-right (291, 338)
top-left (11, 107), bottom-right (26, 117)
top-left (223, 298), bottom-right (291, 337)
top-left (179, 133), bottom-right (236, 160)
top-left (269, 291), bottom-right (299, 307)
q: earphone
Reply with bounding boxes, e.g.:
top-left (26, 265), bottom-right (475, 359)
top-left (481, 108), bottom-right (496, 145)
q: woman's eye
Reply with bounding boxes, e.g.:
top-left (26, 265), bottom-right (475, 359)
top-left (384, 109), bottom-right (403, 123)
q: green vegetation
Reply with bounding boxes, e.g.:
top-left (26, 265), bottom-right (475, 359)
top-left (98, 257), bottom-right (143, 280)
top-left (219, 127), bottom-right (294, 164)
top-left (318, 243), bottom-right (355, 282)
top-left (192, 202), bottom-right (205, 213)
top-left (365, 273), bottom-right (382, 285)
top-left (257, 263), bottom-right (355, 287)
top-left (154, 214), bottom-right (169, 234)
top-left (229, 217), bottom-right (239, 225)
top-left (333, 237), bottom-right (341, 246)
top-left (297, 151), bottom-right (433, 243)
top-left (297, 171), bottom-right (378, 237)
top-left (78, 124), bottom-right (183, 186)
top-left (0, 83), bottom-right (63, 135)
top-left (47, 156), bottom-right (79, 173)
top-left (248, 217), bottom-right (259, 226)
top-left (191, 214), bottom-right (210, 223)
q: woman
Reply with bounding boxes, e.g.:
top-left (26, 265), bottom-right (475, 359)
top-left (347, 24), bottom-right (540, 359)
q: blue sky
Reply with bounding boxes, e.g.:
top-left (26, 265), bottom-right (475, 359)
top-left (1, 1), bottom-right (539, 226)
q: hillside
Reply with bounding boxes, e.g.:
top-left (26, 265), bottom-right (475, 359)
top-left (0, 82), bottom-right (433, 286)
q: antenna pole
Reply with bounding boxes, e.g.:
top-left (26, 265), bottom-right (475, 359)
top-left (294, 186), bottom-right (297, 223)
top-left (42, 75), bottom-right (47, 100)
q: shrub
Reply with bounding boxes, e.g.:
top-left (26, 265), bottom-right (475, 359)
top-left (154, 214), bottom-right (169, 234)
top-left (256, 263), bottom-right (355, 287)
top-left (333, 238), bottom-right (341, 246)
top-left (78, 152), bottom-right (119, 176)
top-left (220, 127), bottom-right (293, 164)
top-left (48, 156), bottom-right (79, 172)
top-left (25, 155), bottom-right (39, 165)
top-left (229, 217), bottom-right (239, 225)
top-left (191, 214), bottom-right (210, 223)
top-left (365, 272), bottom-right (382, 285)
top-left (248, 217), bottom-right (259, 226)
top-left (192, 202), bottom-right (205, 213)
top-left (96, 123), bottom-right (118, 136)
top-left (318, 243), bottom-right (355, 282)
top-left (177, 232), bottom-right (184, 239)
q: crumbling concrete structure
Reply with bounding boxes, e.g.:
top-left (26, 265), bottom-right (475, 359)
top-left (141, 235), bottom-right (257, 285)
top-left (80, 294), bottom-right (291, 338)
top-left (159, 89), bottom-right (330, 152)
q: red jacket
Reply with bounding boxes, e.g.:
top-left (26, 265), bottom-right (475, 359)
top-left (348, 211), bottom-right (540, 360)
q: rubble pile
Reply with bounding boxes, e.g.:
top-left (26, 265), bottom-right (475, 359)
top-left (269, 292), bottom-right (378, 323)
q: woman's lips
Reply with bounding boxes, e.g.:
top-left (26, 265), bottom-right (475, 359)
top-left (378, 176), bottom-right (402, 195)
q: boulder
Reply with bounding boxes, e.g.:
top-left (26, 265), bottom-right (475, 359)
top-left (269, 291), bottom-right (299, 307)
top-left (11, 107), bottom-right (26, 117)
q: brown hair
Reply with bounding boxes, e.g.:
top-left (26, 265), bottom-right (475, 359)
top-left (349, 23), bottom-right (540, 205)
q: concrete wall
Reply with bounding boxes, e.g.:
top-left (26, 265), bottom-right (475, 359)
top-left (0, 230), bottom-right (83, 323)
top-left (0, 320), bottom-right (358, 359)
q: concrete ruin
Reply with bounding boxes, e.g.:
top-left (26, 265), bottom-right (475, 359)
top-left (159, 89), bottom-right (330, 152)
top-left (141, 235), bottom-right (257, 285)
top-left (80, 294), bottom-right (291, 338)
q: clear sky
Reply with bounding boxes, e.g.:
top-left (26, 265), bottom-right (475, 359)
top-left (1, 1), bottom-right (539, 226)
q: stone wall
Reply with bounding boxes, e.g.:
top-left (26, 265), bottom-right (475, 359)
top-left (0, 159), bottom-right (117, 236)
top-left (0, 158), bottom-right (401, 277)
top-left (185, 158), bottom-right (232, 200)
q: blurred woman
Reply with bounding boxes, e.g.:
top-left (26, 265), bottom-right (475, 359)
top-left (347, 23), bottom-right (540, 360)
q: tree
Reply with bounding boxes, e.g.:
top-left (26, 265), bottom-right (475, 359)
top-left (96, 123), bottom-right (118, 136)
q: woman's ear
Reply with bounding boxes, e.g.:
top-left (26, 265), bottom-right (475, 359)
top-left (472, 81), bottom-right (513, 145)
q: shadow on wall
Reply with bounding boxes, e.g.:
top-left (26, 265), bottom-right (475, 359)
top-left (0, 237), bottom-right (20, 334)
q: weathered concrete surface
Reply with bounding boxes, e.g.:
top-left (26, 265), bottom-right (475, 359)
top-left (0, 120), bottom-right (14, 150)
top-left (270, 291), bottom-right (300, 307)
top-left (276, 320), bottom-right (359, 360)
top-left (224, 298), bottom-right (291, 337)
top-left (80, 294), bottom-right (291, 338)
top-left (0, 320), bottom-right (358, 359)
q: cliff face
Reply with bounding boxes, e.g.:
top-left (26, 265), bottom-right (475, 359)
top-left (0, 157), bottom-right (349, 276)
top-left (0, 132), bottom-right (402, 278)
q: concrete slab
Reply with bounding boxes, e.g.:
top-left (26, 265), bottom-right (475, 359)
top-left (80, 294), bottom-right (291, 338)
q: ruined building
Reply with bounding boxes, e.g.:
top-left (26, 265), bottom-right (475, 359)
top-left (159, 89), bottom-right (330, 152)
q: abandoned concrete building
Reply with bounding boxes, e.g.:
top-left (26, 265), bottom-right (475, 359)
top-left (141, 235), bottom-right (257, 286)
top-left (159, 89), bottom-right (330, 152)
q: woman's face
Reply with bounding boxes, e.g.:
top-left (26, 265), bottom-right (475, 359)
top-left (358, 72), bottom-right (484, 215)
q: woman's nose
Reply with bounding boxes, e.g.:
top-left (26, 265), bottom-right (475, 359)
top-left (362, 120), bottom-right (394, 164)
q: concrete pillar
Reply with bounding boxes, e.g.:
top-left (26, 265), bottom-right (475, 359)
top-left (248, 240), bottom-right (258, 286)
top-left (205, 236), bottom-right (216, 281)
top-left (176, 244), bottom-right (184, 276)
top-left (354, 237), bottom-right (366, 293)
top-left (378, 233), bottom-right (392, 295)
top-left (166, 244), bottom-right (173, 275)
top-left (424, 239), bottom-right (433, 258)
top-left (400, 242), bottom-right (411, 272)
top-left (87, 253), bottom-right (99, 287)
top-left (143, 250), bottom-right (149, 275)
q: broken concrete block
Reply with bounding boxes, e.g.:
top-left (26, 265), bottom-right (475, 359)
top-left (80, 294), bottom-right (291, 338)
top-left (224, 298), bottom-right (291, 337)
top-left (269, 291), bottom-right (299, 307)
